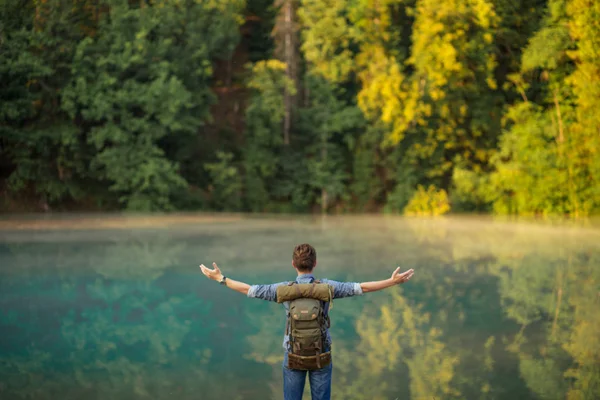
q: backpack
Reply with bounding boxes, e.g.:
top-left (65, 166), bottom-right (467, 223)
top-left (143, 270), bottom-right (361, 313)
top-left (276, 280), bottom-right (334, 370)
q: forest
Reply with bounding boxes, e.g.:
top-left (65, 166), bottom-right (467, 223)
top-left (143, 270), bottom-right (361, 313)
top-left (1, 0), bottom-right (599, 215)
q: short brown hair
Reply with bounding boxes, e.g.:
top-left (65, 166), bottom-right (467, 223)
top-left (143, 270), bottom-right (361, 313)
top-left (293, 243), bottom-right (317, 272)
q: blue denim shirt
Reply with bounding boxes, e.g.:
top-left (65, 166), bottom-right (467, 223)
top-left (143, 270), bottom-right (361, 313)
top-left (247, 273), bottom-right (363, 350)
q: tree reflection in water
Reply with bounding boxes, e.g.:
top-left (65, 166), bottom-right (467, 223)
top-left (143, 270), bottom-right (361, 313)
top-left (0, 216), bottom-right (598, 399)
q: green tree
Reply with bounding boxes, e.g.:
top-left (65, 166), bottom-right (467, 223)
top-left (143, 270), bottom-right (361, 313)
top-left (243, 59), bottom-right (295, 211)
top-left (1, 0), bottom-right (97, 208)
top-left (298, 0), bottom-right (357, 84)
top-left (480, 0), bottom-right (600, 216)
top-left (61, 0), bottom-right (244, 211)
top-left (205, 151), bottom-right (243, 211)
top-left (297, 74), bottom-right (363, 213)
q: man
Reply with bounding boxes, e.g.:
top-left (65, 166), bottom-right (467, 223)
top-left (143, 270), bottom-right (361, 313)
top-left (199, 243), bottom-right (414, 400)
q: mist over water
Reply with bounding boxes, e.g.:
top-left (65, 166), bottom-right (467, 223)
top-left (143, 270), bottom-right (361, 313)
top-left (1, 215), bottom-right (599, 399)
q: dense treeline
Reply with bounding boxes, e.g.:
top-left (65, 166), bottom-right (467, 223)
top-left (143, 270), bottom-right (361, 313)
top-left (1, 0), bottom-right (599, 215)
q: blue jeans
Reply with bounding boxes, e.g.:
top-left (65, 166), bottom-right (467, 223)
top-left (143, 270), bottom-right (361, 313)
top-left (283, 352), bottom-right (333, 400)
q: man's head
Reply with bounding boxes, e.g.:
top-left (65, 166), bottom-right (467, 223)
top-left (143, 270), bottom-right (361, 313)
top-left (292, 243), bottom-right (317, 273)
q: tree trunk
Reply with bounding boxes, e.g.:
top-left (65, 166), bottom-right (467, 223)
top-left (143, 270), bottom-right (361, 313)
top-left (551, 258), bottom-right (566, 340)
top-left (283, 0), bottom-right (293, 145)
top-left (304, 77), bottom-right (310, 107)
top-left (553, 89), bottom-right (578, 215)
top-left (273, 0), bottom-right (299, 145)
top-left (321, 132), bottom-right (328, 214)
top-left (553, 89), bottom-right (564, 146)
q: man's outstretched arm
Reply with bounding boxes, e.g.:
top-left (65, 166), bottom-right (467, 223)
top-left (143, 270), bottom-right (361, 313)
top-left (200, 263), bottom-right (250, 295)
top-left (360, 267), bottom-right (414, 293)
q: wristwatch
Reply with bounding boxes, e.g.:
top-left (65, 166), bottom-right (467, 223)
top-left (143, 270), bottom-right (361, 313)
top-left (218, 275), bottom-right (227, 285)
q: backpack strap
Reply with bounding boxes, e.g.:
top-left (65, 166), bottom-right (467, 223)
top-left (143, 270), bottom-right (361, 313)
top-left (285, 281), bottom-right (293, 352)
top-left (314, 328), bottom-right (323, 368)
top-left (314, 279), bottom-right (326, 365)
top-left (285, 314), bottom-right (292, 352)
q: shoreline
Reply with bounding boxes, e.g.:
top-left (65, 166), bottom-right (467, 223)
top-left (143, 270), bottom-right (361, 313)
top-left (0, 212), bottom-right (599, 233)
top-left (0, 213), bottom-right (244, 231)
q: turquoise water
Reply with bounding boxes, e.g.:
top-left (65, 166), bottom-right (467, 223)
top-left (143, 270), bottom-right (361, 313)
top-left (1, 215), bottom-right (599, 399)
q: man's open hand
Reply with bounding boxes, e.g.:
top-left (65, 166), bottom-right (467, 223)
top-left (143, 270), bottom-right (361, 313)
top-left (199, 262), bottom-right (224, 282)
top-left (391, 267), bottom-right (414, 285)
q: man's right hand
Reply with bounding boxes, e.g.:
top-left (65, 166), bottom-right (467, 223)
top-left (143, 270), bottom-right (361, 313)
top-left (199, 262), bottom-right (224, 282)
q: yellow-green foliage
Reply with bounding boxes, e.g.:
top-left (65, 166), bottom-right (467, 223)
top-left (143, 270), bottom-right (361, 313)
top-left (404, 185), bottom-right (451, 216)
top-left (2, 0), bottom-right (599, 215)
top-left (476, 0), bottom-right (600, 217)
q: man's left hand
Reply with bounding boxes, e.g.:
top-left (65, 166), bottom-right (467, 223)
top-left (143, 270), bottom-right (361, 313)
top-left (200, 262), bottom-right (224, 282)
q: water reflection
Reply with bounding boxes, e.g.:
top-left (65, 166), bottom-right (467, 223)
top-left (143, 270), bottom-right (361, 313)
top-left (0, 216), bottom-right (598, 399)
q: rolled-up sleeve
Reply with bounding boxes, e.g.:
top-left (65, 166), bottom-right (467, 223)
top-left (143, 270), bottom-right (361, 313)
top-left (247, 282), bottom-right (287, 302)
top-left (324, 279), bottom-right (363, 299)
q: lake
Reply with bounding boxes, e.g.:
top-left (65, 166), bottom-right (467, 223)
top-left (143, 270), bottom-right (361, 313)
top-left (0, 214), bottom-right (599, 399)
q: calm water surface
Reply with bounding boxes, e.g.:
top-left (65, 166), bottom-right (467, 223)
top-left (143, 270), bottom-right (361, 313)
top-left (0, 215), bottom-right (599, 399)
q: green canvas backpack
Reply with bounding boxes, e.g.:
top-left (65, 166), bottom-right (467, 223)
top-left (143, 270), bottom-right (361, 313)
top-left (276, 281), bottom-right (334, 370)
